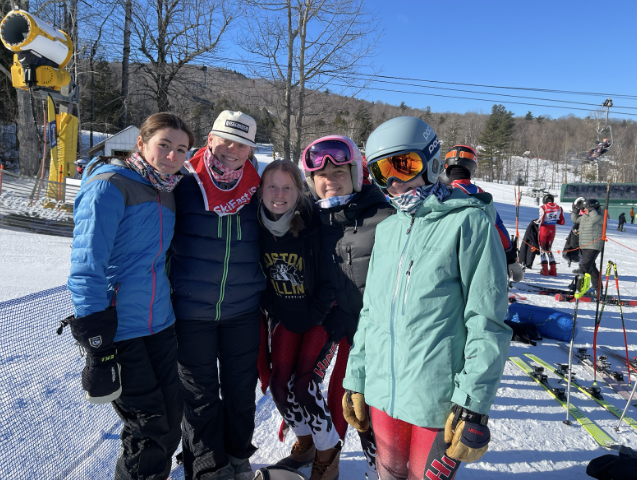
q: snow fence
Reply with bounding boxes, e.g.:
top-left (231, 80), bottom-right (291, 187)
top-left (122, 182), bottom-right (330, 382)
top-left (0, 286), bottom-right (138, 478)
top-left (0, 286), bottom-right (280, 478)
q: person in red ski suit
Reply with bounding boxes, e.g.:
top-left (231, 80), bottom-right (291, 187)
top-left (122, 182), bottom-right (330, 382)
top-left (536, 194), bottom-right (565, 276)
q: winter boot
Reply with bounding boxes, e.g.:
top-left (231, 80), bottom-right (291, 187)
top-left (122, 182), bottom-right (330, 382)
top-left (572, 267), bottom-right (584, 274)
top-left (309, 442), bottom-right (341, 480)
top-left (540, 263), bottom-right (549, 276)
top-left (228, 455), bottom-right (255, 480)
top-left (276, 435), bottom-right (316, 469)
top-left (549, 263), bottom-right (557, 277)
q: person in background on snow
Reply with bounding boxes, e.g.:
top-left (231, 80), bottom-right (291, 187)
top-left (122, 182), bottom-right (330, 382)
top-left (66, 113), bottom-right (194, 479)
top-left (571, 197), bottom-right (603, 294)
top-left (630, 206), bottom-right (634, 224)
top-left (73, 158), bottom-right (88, 179)
top-left (301, 135), bottom-right (394, 480)
top-left (536, 194), bottom-right (565, 277)
top-left (342, 116), bottom-right (511, 480)
top-left (168, 111), bottom-right (265, 480)
top-left (618, 212), bottom-right (626, 231)
top-left (256, 160), bottom-right (339, 478)
top-left (440, 144), bottom-right (524, 282)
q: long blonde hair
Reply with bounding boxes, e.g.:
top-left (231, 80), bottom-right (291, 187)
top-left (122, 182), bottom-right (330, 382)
top-left (260, 160), bottom-right (312, 237)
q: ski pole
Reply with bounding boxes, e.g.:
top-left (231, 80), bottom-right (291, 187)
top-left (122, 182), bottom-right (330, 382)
top-left (593, 261), bottom-right (613, 385)
top-left (593, 182), bottom-right (611, 383)
top-left (612, 262), bottom-right (631, 385)
top-left (565, 274), bottom-right (591, 425)
top-left (615, 375), bottom-right (637, 432)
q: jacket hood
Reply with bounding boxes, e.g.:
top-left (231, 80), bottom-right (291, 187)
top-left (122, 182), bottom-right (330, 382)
top-left (394, 187), bottom-right (497, 223)
top-left (84, 158), bottom-right (152, 187)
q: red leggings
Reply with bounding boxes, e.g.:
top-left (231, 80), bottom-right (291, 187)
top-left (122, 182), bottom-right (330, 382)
top-left (538, 225), bottom-right (556, 251)
top-left (327, 338), bottom-right (378, 477)
top-left (371, 408), bottom-right (460, 480)
top-left (269, 324), bottom-right (339, 451)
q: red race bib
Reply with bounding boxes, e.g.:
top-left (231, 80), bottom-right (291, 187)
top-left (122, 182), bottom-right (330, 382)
top-left (185, 148), bottom-right (261, 216)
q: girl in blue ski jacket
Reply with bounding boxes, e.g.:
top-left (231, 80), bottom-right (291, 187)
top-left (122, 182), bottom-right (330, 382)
top-left (66, 113), bottom-right (194, 480)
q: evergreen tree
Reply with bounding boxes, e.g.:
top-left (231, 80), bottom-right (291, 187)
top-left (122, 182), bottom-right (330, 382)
top-left (479, 104), bottom-right (515, 180)
top-left (525, 111), bottom-right (534, 121)
top-left (353, 105), bottom-right (374, 144)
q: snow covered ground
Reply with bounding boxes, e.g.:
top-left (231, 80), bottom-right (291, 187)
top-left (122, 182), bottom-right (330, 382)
top-left (1, 153), bottom-right (637, 478)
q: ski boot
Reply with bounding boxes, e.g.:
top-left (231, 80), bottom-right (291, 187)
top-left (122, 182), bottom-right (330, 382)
top-left (548, 252), bottom-right (557, 277)
top-left (540, 252), bottom-right (549, 276)
top-left (276, 435), bottom-right (316, 469)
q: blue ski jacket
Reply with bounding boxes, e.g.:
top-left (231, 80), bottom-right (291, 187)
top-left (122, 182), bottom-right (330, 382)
top-left (67, 158), bottom-right (177, 342)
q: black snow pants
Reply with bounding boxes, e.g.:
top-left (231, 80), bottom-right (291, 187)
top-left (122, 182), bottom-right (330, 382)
top-left (112, 324), bottom-right (183, 480)
top-left (581, 249), bottom-right (600, 290)
top-left (176, 310), bottom-right (260, 480)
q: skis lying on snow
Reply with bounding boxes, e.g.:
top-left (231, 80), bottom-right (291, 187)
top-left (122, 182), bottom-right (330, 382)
top-left (554, 294), bottom-right (637, 306)
top-left (511, 282), bottom-right (578, 296)
top-left (525, 353), bottom-right (637, 432)
top-left (599, 346), bottom-right (637, 370)
top-left (558, 344), bottom-right (637, 406)
top-left (509, 356), bottom-right (616, 448)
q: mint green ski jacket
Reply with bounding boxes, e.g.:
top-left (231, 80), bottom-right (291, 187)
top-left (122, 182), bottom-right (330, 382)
top-left (343, 189), bottom-right (512, 428)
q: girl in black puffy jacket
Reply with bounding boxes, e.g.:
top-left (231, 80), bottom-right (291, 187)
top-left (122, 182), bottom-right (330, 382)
top-left (257, 160), bottom-right (339, 480)
top-left (301, 136), bottom-right (394, 480)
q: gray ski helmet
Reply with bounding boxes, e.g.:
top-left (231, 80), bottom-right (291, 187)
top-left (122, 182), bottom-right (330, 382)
top-left (365, 116), bottom-right (441, 185)
top-left (254, 466), bottom-right (308, 480)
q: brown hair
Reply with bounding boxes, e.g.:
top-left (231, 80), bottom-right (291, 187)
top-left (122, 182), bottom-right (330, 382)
top-left (134, 112), bottom-right (195, 156)
top-left (260, 160), bottom-right (312, 237)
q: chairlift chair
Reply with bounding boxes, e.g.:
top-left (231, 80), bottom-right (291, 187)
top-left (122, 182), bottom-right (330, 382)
top-left (588, 98), bottom-right (613, 160)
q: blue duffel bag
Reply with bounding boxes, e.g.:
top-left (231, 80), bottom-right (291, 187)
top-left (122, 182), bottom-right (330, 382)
top-left (506, 303), bottom-right (575, 342)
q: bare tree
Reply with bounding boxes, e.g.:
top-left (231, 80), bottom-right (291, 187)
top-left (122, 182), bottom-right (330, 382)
top-left (120, 0), bottom-right (132, 127)
top-left (131, 0), bottom-right (236, 112)
top-left (241, 0), bottom-right (380, 162)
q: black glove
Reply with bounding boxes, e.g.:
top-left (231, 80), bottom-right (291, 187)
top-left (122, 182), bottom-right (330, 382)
top-left (444, 404), bottom-right (490, 463)
top-left (67, 308), bottom-right (122, 404)
top-left (322, 309), bottom-right (347, 343)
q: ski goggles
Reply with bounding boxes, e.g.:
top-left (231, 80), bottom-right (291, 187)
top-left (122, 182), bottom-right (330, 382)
top-left (368, 151), bottom-right (427, 189)
top-left (303, 139), bottom-right (353, 172)
top-left (445, 147), bottom-right (477, 164)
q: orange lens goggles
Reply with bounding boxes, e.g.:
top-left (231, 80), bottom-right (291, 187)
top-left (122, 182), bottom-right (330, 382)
top-left (368, 151), bottom-right (425, 188)
top-left (445, 150), bottom-right (477, 163)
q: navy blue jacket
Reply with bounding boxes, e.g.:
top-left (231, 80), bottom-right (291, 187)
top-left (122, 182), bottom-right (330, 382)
top-left (169, 173), bottom-right (265, 321)
top-left (67, 158), bottom-right (176, 342)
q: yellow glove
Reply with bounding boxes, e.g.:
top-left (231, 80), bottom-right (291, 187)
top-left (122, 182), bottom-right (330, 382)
top-left (342, 390), bottom-right (369, 432)
top-left (444, 405), bottom-right (490, 463)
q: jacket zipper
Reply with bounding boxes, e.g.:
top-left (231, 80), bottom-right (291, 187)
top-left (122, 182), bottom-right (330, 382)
top-left (148, 193), bottom-right (163, 334)
top-left (401, 260), bottom-right (413, 315)
top-left (389, 214), bottom-right (415, 415)
top-left (215, 215), bottom-right (232, 321)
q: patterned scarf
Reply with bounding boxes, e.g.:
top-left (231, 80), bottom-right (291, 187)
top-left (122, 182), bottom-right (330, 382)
top-left (205, 133), bottom-right (244, 188)
top-left (389, 181), bottom-right (451, 215)
top-left (315, 193), bottom-right (356, 209)
top-left (125, 152), bottom-right (183, 192)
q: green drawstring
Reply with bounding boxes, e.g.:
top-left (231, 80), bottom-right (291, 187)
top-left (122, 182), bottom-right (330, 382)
top-left (218, 215), bottom-right (223, 238)
top-left (236, 214), bottom-right (242, 240)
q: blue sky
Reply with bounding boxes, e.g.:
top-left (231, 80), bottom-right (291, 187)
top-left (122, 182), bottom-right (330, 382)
top-left (346, 0), bottom-right (637, 120)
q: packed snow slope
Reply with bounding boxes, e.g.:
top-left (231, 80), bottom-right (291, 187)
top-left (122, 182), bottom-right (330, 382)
top-left (1, 153), bottom-right (636, 478)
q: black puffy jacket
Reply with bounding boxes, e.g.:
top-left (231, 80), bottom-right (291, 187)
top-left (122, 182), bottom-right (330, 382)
top-left (319, 185), bottom-right (394, 343)
top-left (168, 174), bottom-right (265, 321)
top-left (259, 204), bottom-right (334, 333)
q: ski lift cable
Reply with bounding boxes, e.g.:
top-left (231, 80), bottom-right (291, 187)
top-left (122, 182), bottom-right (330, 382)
top-left (206, 55), bottom-right (637, 102)
top-left (326, 83), bottom-right (637, 118)
top-left (210, 55), bottom-right (637, 111)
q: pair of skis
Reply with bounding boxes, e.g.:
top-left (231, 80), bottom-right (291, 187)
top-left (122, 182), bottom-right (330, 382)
top-left (509, 356), bottom-right (617, 448)
top-left (554, 294), bottom-right (637, 306)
